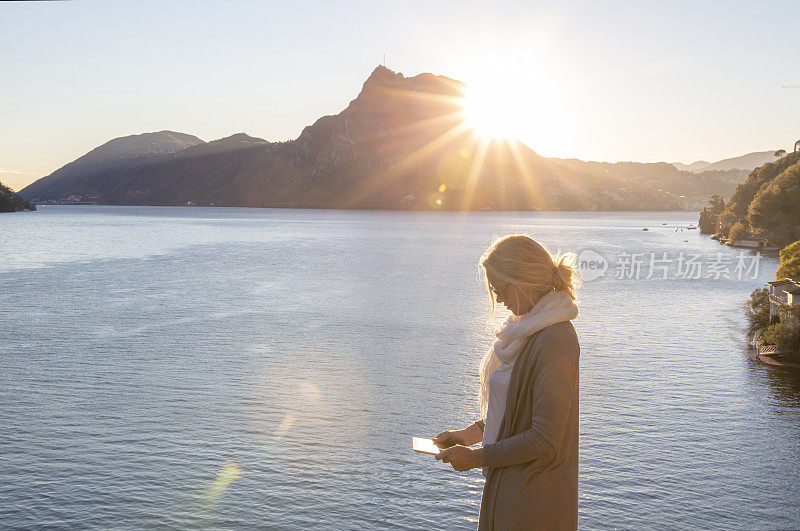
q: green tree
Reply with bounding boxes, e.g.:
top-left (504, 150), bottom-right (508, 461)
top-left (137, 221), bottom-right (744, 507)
top-left (745, 287), bottom-right (771, 339)
top-left (709, 194), bottom-right (725, 214)
top-left (776, 239), bottom-right (800, 280)
top-left (716, 211), bottom-right (738, 236)
top-left (698, 195), bottom-right (726, 234)
top-left (699, 207), bottom-right (714, 234)
top-left (775, 149), bottom-right (787, 158)
top-left (747, 162), bottom-right (800, 247)
top-left (727, 151), bottom-right (800, 218)
top-left (729, 221), bottom-right (749, 241)
top-left (761, 322), bottom-right (800, 353)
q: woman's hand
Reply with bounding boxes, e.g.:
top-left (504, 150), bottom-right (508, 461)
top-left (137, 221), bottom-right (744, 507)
top-left (435, 445), bottom-right (487, 472)
top-left (433, 422), bottom-right (483, 449)
top-left (431, 429), bottom-right (468, 449)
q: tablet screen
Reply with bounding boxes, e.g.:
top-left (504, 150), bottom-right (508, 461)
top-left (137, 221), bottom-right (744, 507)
top-left (412, 437), bottom-right (440, 455)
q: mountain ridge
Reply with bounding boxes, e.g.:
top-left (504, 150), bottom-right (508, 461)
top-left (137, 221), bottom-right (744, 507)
top-left (19, 66), bottom-right (757, 210)
top-left (21, 131), bottom-right (205, 201)
top-left (672, 151), bottom-right (780, 173)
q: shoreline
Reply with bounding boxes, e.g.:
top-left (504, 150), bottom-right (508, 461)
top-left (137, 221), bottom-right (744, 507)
top-left (748, 349), bottom-right (800, 368)
top-left (28, 204), bottom-right (704, 214)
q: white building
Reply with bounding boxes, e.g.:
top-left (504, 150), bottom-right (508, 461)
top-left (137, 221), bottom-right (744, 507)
top-left (767, 275), bottom-right (800, 325)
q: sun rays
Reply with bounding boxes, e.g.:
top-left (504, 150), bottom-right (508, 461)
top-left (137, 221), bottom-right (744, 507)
top-left (461, 82), bottom-right (528, 141)
top-left (341, 73), bottom-right (557, 211)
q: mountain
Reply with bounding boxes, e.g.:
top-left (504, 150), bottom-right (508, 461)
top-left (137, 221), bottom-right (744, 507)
top-left (672, 151), bottom-right (780, 173)
top-left (17, 66), bottom-right (754, 211)
top-left (20, 131), bottom-right (204, 202)
top-left (1, 181), bottom-right (36, 212)
top-left (20, 67), bottom-right (592, 209)
top-left (549, 158), bottom-right (747, 198)
top-left (672, 160), bottom-right (711, 172)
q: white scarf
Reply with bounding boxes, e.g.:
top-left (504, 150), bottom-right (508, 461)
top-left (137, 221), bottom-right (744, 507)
top-left (479, 289), bottom-right (579, 417)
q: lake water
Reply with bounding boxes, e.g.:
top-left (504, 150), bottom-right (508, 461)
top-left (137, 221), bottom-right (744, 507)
top-left (1, 206), bottom-right (798, 529)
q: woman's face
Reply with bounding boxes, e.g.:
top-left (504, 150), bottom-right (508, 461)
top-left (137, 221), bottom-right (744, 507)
top-left (486, 270), bottom-right (536, 316)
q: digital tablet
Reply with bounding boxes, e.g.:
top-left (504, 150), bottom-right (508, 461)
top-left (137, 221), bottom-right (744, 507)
top-left (412, 436), bottom-right (440, 455)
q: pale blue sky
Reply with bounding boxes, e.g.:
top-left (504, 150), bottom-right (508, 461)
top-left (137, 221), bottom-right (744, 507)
top-left (2, 0), bottom-right (799, 190)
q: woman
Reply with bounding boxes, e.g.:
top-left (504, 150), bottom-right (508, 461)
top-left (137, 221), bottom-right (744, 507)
top-left (433, 234), bottom-right (581, 530)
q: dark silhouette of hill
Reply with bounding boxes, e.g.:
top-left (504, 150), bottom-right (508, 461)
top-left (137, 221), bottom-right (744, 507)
top-left (1, 181), bottom-right (36, 212)
top-left (21, 131), bottom-right (204, 202)
top-left (19, 66), bottom-right (751, 210)
top-left (21, 67), bottom-right (588, 209)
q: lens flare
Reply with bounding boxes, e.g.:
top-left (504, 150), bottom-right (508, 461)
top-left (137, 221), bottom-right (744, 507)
top-left (201, 460), bottom-right (242, 507)
top-left (248, 349), bottom-right (373, 467)
top-left (297, 381), bottom-right (321, 401)
top-left (272, 412), bottom-right (296, 440)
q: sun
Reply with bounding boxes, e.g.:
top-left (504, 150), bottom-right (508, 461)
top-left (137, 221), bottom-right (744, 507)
top-left (461, 81), bottom-right (528, 141)
top-left (456, 63), bottom-right (575, 156)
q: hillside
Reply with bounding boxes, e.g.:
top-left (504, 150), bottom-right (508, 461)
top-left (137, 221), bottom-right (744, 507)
top-left (19, 67), bottom-right (590, 210)
top-left (18, 66), bottom-right (754, 211)
top-left (706, 151), bottom-right (800, 247)
top-left (1, 181), bottom-right (36, 212)
top-left (551, 158), bottom-right (746, 198)
top-left (672, 151), bottom-right (780, 173)
top-left (672, 160), bottom-right (711, 172)
top-left (20, 131), bottom-right (205, 202)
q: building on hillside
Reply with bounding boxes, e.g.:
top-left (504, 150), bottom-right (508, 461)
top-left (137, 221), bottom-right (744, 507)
top-left (678, 195), bottom-right (711, 211)
top-left (767, 275), bottom-right (800, 325)
top-left (732, 238), bottom-right (777, 250)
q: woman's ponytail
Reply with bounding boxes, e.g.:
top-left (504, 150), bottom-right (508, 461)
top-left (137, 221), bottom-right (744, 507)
top-left (552, 251), bottom-right (581, 301)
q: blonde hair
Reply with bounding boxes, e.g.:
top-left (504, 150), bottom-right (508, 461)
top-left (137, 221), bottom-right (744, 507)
top-left (477, 234), bottom-right (581, 418)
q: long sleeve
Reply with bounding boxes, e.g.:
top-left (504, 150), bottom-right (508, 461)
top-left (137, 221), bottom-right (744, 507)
top-left (482, 333), bottom-right (577, 469)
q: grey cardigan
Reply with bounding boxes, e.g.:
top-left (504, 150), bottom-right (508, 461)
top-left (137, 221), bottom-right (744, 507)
top-left (478, 320), bottom-right (580, 531)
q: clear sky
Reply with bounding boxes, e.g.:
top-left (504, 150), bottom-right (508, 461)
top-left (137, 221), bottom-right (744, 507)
top-left (2, 0), bottom-right (799, 191)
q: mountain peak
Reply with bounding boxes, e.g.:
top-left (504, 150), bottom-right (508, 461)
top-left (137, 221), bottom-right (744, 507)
top-left (80, 130), bottom-right (204, 160)
top-left (350, 66), bottom-right (465, 117)
top-left (360, 65), bottom-right (463, 95)
top-left (210, 132), bottom-right (268, 145)
top-left (365, 65), bottom-right (404, 83)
